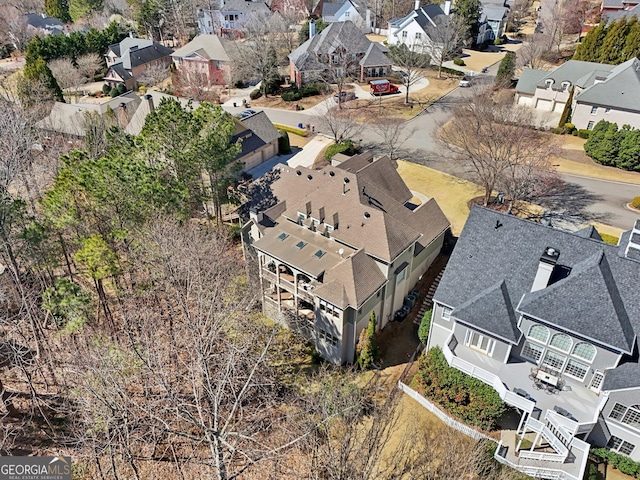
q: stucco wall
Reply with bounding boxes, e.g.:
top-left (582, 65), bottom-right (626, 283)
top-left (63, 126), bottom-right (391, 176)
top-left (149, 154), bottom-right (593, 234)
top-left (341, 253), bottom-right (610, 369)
top-left (572, 103), bottom-right (640, 130)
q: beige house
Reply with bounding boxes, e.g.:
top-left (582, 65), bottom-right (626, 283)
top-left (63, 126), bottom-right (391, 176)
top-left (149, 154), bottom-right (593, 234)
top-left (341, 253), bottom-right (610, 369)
top-left (515, 58), bottom-right (640, 130)
top-left (104, 37), bottom-right (174, 90)
top-left (242, 154), bottom-right (450, 364)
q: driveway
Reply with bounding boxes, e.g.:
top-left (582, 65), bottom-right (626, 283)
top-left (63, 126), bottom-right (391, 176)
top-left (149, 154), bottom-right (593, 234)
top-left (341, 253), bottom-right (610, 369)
top-left (286, 135), bottom-right (333, 168)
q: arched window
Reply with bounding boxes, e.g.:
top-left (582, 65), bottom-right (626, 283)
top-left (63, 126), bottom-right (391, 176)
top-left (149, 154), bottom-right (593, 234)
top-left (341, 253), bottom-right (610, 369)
top-left (572, 342), bottom-right (596, 362)
top-left (528, 324), bottom-right (549, 343)
top-left (550, 333), bottom-right (572, 352)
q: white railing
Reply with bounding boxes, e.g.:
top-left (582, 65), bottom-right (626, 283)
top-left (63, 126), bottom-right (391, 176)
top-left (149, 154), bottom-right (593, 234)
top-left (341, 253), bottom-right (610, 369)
top-left (442, 337), bottom-right (535, 414)
top-left (545, 410), bottom-right (578, 443)
top-left (518, 450), bottom-right (566, 463)
top-left (495, 441), bottom-right (579, 480)
top-left (397, 381), bottom-right (496, 442)
top-left (524, 417), bottom-right (569, 458)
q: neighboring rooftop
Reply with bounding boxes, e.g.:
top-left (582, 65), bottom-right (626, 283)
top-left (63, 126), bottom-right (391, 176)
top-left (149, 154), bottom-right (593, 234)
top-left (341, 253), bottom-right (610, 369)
top-left (171, 34), bottom-right (231, 62)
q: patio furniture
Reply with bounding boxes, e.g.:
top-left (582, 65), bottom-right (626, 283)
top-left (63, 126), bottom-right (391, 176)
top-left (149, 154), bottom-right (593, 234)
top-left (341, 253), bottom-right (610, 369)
top-left (513, 387), bottom-right (529, 398)
top-left (553, 406), bottom-right (573, 418)
top-left (529, 366), bottom-right (540, 380)
top-left (536, 369), bottom-right (559, 387)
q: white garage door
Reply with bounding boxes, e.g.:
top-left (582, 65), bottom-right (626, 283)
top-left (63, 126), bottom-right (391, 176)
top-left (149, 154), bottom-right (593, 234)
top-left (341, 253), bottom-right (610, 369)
top-left (536, 99), bottom-right (553, 111)
top-left (553, 101), bottom-right (566, 113)
top-left (518, 95), bottom-right (533, 106)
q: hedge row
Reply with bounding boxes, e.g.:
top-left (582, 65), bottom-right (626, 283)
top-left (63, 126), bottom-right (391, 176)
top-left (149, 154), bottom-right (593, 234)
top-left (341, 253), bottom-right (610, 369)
top-left (584, 120), bottom-right (640, 171)
top-left (413, 347), bottom-right (506, 430)
top-left (591, 447), bottom-right (640, 478)
top-left (273, 123), bottom-right (308, 137)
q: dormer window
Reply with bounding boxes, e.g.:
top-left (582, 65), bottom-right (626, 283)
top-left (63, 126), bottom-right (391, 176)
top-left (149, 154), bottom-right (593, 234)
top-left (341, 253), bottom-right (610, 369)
top-left (545, 79), bottom-right (553, 89)
top-left (561, 81), bottom-right (570, 91)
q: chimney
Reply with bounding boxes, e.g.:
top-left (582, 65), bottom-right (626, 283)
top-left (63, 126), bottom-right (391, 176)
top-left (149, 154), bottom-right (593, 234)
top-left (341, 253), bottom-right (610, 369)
top-left (129, 31), bottom-right (134, 38)
top-left (531, 247), bottom-right (560, 292)
top-left (366, 9), bottom-right (371, 30)
top-left (309, 18), bottom-right (316, 39)
top-left (332, 212), bottom-right (339, 230)
top-left (444, 0), bottom-right (452, 14)
top-left (305, 201), bottom-right (312, 216)
top-left (249, 207), bottom-right (263, 223)
top-left (118, 102), bottom-right (129, 127)
top-left (144, 93), bottom-right (154, 111)
top-left (415, 0), bottom-right (420, 10)
top-left (319, 206), bottom-right (325, 223)
top-left (41, 12), bottom-right (47, 18)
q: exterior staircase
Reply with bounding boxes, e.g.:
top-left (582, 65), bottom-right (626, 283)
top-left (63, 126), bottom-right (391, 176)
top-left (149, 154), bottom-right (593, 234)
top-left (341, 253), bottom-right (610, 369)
top-left (414, 268), bottom-right (445, 325)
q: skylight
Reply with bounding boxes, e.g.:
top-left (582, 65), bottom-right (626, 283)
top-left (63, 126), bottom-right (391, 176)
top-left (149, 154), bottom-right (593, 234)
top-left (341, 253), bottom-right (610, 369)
top-left (278, 233), bottom-right (289, 241)
top-left (295, 241), bottom-right (307, 249)
top-left (314, 250), bottom-right (326, 258)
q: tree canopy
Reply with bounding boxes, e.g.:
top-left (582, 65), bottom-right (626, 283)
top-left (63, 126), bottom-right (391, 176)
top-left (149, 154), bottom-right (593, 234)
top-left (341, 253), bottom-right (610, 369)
top-left (584, 120), bottom-right (640, 171)
top-left (573, 16), bottom-right (640, 64)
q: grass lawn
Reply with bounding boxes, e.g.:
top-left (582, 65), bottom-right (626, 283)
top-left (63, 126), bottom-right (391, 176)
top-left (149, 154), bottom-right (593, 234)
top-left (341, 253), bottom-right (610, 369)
top-left (396, 160), bottom-right (483, 235)
top-left (252, 92), bottom-right (331, 110)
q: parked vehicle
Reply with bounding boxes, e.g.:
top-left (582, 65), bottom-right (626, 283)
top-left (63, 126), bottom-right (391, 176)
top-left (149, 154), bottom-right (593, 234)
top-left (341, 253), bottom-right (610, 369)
top-left (459, 77), bottom-right (471, 87)
top-left (370, 79), bottom-right (400, 96)
top-left (334, 91), bottom-right (356, 102)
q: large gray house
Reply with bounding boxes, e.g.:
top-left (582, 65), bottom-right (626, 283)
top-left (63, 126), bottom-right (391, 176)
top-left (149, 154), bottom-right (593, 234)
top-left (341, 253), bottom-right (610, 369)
top-left (515, 58), bottom-right (640, 130)
top-left (427, 207), bottom-right (640, 479)
top-left (242, 154), bottom-right (450, 364)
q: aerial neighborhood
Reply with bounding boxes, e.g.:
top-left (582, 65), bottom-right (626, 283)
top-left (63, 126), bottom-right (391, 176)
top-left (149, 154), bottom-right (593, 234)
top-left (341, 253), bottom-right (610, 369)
top-left (2, 0), bottom-right (640, 476)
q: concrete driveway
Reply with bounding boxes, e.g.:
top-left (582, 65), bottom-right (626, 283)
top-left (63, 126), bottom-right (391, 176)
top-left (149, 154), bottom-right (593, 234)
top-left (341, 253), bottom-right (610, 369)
top-left (287, 135), bottom-right (333, 168)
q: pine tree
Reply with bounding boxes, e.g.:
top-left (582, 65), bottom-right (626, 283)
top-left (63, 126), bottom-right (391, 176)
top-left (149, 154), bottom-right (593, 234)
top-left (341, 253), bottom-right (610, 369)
top-left (356, 312), bottom-right (378, 370)
top-left (584, 120), bottom-right (621, 166)
top-left (558, 87), bottom-right (574, 129)
top-left (573, 22), bottom-right (606, 61)
top-left (69, 0), bottom-right (103, 22)
top-left (598, 18), bottom-right (630, 64)
top-left (495, 51), bottom-right (515, 87)
top-left (45, 0), bottom-right (72, 23)
top-left (621, 16), bottom-right (640, 61)
top-left (22, 56), bottom-right (64, 102)
top-left (454, 0), bottom-right (482, 44)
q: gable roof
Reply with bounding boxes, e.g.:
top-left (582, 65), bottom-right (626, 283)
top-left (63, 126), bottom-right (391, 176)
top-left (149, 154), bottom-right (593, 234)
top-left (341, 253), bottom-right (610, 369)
top-left (481, 5), bottom-right (507, 22)
top-left (602, 362), bottom-right (640, 391)
top-left (314, 249), bottom-right (387, 308)
top-left (239, 111), bottom-right (280, 144)
top-left (434, 207), bottom-right (640, 353)
top-left (171, 34), bottom-right (230, 62)
top-left (289, 21), bottom-right (383, 71)
top-left (108, 37), bottom-right (154, 58)
top-left (516, 68), bottom-right (551, 95)
top-left (574, 58), bottom-right (640, 112)
top-left (105, 62), bottom-right (133, 82)
top-left (360, 43), bottom-right (392, 67)
top-left (389, 4), bottom-right (445, 33)
top-left (24, 13), bottom-right (64, 30)
top-left (122, 43), bottom-right (174, 70)
top-left (221, 0), bottom-right (271, 15)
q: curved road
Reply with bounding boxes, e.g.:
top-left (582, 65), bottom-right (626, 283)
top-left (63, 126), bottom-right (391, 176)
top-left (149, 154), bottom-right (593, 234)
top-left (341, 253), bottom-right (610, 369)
top-left (227, 76), bottom-right (640, 231)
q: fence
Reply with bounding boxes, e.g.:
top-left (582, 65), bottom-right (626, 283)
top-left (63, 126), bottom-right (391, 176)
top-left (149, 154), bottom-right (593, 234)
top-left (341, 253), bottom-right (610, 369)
top-left (397, 381), bottom-right (497, 443)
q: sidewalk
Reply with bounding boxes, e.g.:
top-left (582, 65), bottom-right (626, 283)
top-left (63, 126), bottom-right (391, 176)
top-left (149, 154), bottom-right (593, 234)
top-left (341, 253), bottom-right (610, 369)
top-left (287, 135), bottom-right (333, 168)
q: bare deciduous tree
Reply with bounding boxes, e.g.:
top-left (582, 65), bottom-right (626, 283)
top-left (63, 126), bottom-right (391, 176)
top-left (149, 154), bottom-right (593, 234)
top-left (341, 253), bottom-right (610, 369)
top-left (388, 43), bottom-right (431, 104)
top-left (76, 53), bottom-right (103, 84)
top-left (426, 14), bottom-right (466, 78)
top-left (137, 62), bottom-right (171, 89)
top-left (315, 105), bottom-right (363, 143)
top-left (48, 58), bottom-right (83, 93)
top-left (516, 34), bottom-right (551, 70)
top-left (369, 118), bottom-right (416, 160)
top-left (440, 94), bottom-right (559, 207)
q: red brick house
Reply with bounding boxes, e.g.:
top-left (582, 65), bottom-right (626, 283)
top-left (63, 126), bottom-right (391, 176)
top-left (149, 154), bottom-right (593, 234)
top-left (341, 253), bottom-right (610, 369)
top-left (170, 34), bottom-right (231, 86)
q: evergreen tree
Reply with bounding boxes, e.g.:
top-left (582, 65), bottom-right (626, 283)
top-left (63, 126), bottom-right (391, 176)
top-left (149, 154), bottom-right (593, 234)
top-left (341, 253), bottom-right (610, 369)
top-left (356, 312), bottom-right (379, 370)
top-left (45, 0), bottom-right (72, 23)
top-left (495, 51), bottom-right (515, 87)
top-left (22, 56), bottom-right (64, 102)
top-left (584, 120), bottom-right (621, 166)
top-left (418, 309), bottom-right (432, 345)
top-left (573, 22), bottom-right (606, 61)
top-left (598, 18), bottom-right (630, 64)
top-left (617, 127), bottom-right (640, 171)
top-left (558, 87), bottom-right (574, 128)
top-left (69, 0), bottom-right (103, 22)
top-left (298, 18), bottom-right (329, 44)
top-left (454, 0), bottom-right (482, 44)
top-left (621, 16), bottom-right (640, 61)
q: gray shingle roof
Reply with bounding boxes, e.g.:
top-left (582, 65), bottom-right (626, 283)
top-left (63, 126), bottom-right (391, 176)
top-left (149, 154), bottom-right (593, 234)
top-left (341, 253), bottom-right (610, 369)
top-left (604, 4), bottom-right (640, 20)
top-left (434, 207), bottom-right (640, 354)
top-left (535, 60), bottom-right (616, 90)
top-left (322, 0), bottom-right (343, 18)
top-left (575, 58), bottom-right (640, 113)
top-left (24, 13), bottom-right (64, 30)
top-left (122, 43), bottom-right (174, 70)
top-left (602, 362), bottom-right (640, 391)
top-left (452, 280), bottom-right (521, 343)
top-left (360, 43), bottom-right (392, 67)
top-left (516, 68), bottom-right (549, 95)
top-left (289, 21), bottom-right (381, 71)
top-left (239, 111), bottom-right (280, 144)
top-left (171, 34), bottom-right (230, 62)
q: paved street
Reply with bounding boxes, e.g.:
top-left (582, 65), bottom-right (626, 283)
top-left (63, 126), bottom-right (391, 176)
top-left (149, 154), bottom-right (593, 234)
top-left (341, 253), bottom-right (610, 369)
top-left (224, 71), bottom-right (640, 231)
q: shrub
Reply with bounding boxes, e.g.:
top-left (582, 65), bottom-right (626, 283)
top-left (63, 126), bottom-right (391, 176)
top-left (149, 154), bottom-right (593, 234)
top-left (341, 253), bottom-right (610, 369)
top-left (273, 123), bottom-right (308, 137)
top-left (494, 37), bottom-right (503, 45)
top-left (564, 123), bottom-right (576, 133)
top-left (278, 129), bottom-right (291, 154)
top-left (632, 196), bottom-right (640, 209)
top-left (234, 80), bottom-right (247, 88)
top-left (591, 448), bottom-right (640, 478)
top-left (551, 127), bottom-right (564, 134)
top-left (138, 85), bottom-right (147, 95)
top-left (413, 347), bottom-right (506, 430)
top-left (325, 139), bottom-right (355, 160)
top-left (453, 57), bottom-right (466, 66)
top-left (116, 83), bottom-right (126, 95)
top-left (577, 129), bottom-right (591, 138)
top-left (418, 308), bottom-right (432, 345)
top-left (356, 312), bottom-right (378, 370)
top-left (281, 90), bottom-right (303, 102)
top-left (495, 51), bottom-right (515, 86)
top-left (249, 89), bottom-right (262, 100)
top-left (109, 87), bottom-right (118, 97)
top-left (300, 84), bottom-right (321, 97)
top-left (101, 83), bottom-right (110, 95)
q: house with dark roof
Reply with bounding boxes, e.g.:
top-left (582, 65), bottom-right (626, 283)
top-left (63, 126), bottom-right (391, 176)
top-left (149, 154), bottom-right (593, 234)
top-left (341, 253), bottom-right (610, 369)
top-left (232, 111), bottom-right (281, 171)
top-left (601, 0), bottom-right (640, 18)
top-left (23, 13), bottom-right (66, 36)
top-left (602, 3), bottom-right (640, 20)
top-left (171, 34), bottom-right (231, 86)
top-left (104, 37), bottom-right (174, 90)
top-left (476, 3), bottom-right (508, 44)
top-left (289, 20), bottom-right (392, 86)
top-left (427, 207), bottom-right (640, 479)
top-left (386, 1), bottom-right (452, 56)
top-left (242, 154), bottom-right (450, 363)
top-left (320, 0), bottom-right (371, 32)
top-left (515, 58), bottom-right (640, 130)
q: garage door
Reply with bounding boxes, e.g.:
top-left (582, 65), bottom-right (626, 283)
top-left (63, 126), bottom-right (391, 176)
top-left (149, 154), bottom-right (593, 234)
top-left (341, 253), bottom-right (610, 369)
top-left (536, 99), bottom-right (553, 111)
top-left (518, 95), bottom-right (533, 106)
top-left (553, 101), bottom-right (566, 113)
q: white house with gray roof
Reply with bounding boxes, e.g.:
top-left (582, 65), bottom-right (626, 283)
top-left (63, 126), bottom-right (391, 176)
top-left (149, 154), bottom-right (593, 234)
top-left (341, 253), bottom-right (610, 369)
top-left (321, 0), bottom-right (371, 32)
top-left (476, 3), bottom-right (508, 44)
top-left (427, 207), bottom-right (640, 479)
top-left (289, 21), bottom-right (392, 86)
top-left (515, 58), bottom-right (640, 130)
top-left (242, 153), bottom-right (450, 364)
top-left (386, 1), bottom-right (450, 53)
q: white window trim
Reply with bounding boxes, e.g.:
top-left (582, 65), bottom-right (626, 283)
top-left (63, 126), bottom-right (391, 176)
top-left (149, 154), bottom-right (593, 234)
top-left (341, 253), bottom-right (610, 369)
top-left (464, 330), bottom-right (496, 356)
top-left (441, 306), bottom-right (452, 321)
